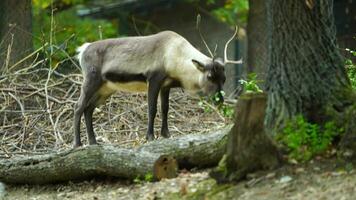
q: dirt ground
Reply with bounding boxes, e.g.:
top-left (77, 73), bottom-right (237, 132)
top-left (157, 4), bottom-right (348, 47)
top-left (2, 158), bottom-right (355, 200)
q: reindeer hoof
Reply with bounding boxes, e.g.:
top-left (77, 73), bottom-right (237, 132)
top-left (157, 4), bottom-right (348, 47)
top-left (161, 131), bottom-right (170, 138)
top-left (73, 142), bottom-right (82, 148)
top-left (146, 134), bottom-right (155, 141)
top-left (89, 140), bottom-right (98, 145)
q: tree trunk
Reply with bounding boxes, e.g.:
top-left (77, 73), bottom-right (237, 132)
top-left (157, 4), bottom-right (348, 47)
top-left (0, 0), bottom-right (33, 72)
top-left (264, 0), bottom-right (356, 161)
top-left (0, 127), bottom-right (230, 184)
top-left (264, 0), bottom-right (351, 132)
top-left (247, 0), bottom-right (268, 82)
top-left (211, 93), bottom-right (281, 182)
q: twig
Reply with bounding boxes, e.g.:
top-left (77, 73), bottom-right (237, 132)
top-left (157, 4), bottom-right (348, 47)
top-left (8, 43), bottom-right (48, 71)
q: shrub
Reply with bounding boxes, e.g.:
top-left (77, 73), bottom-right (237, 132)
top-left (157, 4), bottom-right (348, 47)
top-left (277, 115), bottom-right (343, 162)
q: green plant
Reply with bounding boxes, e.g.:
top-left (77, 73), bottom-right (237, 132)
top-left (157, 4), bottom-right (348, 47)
top-left (144, 173), bottom-right (154, 182)
top-left (32, 0), bottom-right (117, 66)
top-left (239, 73), bottom-right (263, 93)
top-left (219, 104), bottom-right (235, 118)
top-left (345, 48), bottom-right (356, 89)
top-left (185, 0), bottom-right (249, 26)
top-left (133, 173), bottom-right (154, 184)
top-left (277, 115), bottom-right (343, 162)
top-left (210, 0), bottom-right (249, 26)
top-left (198, 91), bottom-right (235, 119)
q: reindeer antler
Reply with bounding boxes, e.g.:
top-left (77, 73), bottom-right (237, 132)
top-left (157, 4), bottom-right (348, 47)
top-left (196, 14), bottom-right (214, 58)
top-left (224, 26), bottom-right (243, 64)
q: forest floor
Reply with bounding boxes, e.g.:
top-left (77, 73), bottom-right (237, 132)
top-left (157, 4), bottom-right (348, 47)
top-left (1, 70), bottom-right (355, 199)
top-left (3, 157), bottom-right (356, 200)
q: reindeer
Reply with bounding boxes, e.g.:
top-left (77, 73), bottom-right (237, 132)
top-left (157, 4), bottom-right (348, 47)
top-left (73, 27), bottom-right (241, 147)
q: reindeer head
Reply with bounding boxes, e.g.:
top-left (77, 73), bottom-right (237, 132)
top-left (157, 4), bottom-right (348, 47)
top-left (195, 21), bottom-right (243, 104)
top-left (192, 58), bottom-right (226, 103)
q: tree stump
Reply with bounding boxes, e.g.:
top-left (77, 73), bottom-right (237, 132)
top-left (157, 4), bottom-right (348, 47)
top-left (211, 93), bottom-right (282, 182)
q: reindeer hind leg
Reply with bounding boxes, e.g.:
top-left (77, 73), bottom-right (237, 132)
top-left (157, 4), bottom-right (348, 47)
top-left (73, 69), bottom-right (102, 147)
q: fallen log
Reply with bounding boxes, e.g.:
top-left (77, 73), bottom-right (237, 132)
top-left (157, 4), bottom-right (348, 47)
top-left (0, 145), bottom-right (177, 184)
top-left (0, 126), bottom-right (231, 184)
top-left (138, 125), bottom-right (232, 168)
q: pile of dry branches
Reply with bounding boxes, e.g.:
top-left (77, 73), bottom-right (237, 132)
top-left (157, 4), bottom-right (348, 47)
top-left (0, 54), bottom-right (228, 157)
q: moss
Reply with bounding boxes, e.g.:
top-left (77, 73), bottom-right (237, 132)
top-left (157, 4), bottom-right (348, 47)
top-left (215, 154), bottom-right (228, 174)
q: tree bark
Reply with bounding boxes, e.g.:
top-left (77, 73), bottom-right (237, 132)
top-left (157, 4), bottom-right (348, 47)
top-left (0, 146), bottom-right (178, 184)
top-left (0, 127), bottom-right (230, 184)
top-left (247, 0), bottom-right (268, 82)
top-left (138, 125), bottom-right (231, 169)
top-left (211, 93), bottom-right (281, 182)
top-left (0, 0), bottom-right (33, 72)
top-left (264, 0), bottom-right (351, 132)
top-left (263, 0), bottom-right (356, 161)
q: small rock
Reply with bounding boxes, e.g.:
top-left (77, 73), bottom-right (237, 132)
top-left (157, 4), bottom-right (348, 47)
top-left (266, 172), bottom-right (276, 179)
top-left (288, 159), bottom-right (298, 165)
top-left (343, 150), bottom-right (354, 158)
top-left (295, 168), bottom-right (305, 173)
top-left (331, 171), bottom-right (345, 176)
top-left (279, 176), bottom-right (293, 183)
top-left (313, 167), bottom-right (321, 171)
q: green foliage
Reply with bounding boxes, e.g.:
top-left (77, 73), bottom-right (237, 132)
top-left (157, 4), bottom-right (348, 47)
top-left (144, 173), bottom-right (154, 182)
top-left (345, 163), bottom-right (353, 172)
top-left (198, 91), bottom-right (235, 119)
top-left (133, 173), bottom-right (154, 184)
top-left (32, 0), bottom-right (117, 66)
top-left (211, 0), bottom-right (249, 25)
top-left (345, 48), bottom-right (356, 89)
top-left (277, 115), bottom-right (343, 162)
top-left (215, 154), bottom-right (228, 175)
top-left (199, 72), bottom-right (263, 119)
top-left (239, 73), bottom-right (263, 93)
top-left (186, 0), bottom-right (249, 26)
top-left (219, 104), bottom-right (235, 118)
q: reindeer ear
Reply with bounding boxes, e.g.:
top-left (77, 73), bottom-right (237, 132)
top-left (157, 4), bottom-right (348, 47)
top-left (192, 59), bottom-right (205, 72)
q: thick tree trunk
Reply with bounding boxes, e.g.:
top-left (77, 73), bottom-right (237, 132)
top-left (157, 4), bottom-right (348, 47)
top-left (211, 93), bottom-right (281, 182)
top-left (247, 0), bottom-right (268, 82)
top-left (263, 0), bottom-right (356, 161)
top-left (0, 127), bottom-right (230, 184)
top-left (264, 0), bottom-right (351, 132)
top-left (0, 0), bottom-right (33, 72)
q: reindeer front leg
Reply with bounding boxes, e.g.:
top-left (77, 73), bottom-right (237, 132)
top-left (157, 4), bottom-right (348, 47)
top-left (146, 72), bottom-right (166, 141)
